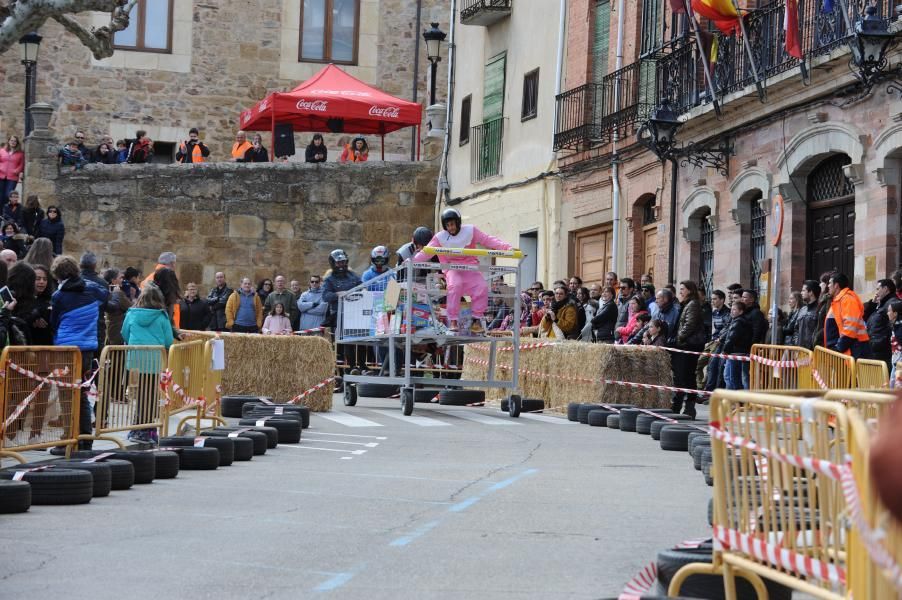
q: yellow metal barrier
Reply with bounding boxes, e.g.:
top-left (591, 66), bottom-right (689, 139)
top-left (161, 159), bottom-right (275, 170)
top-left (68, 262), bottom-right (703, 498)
top-left (0, 346), bottom-right (82, 463)
top-left (812, 345), bottom-right (855, 389)
top-left (824, 389), bottom-right (896, 422)
top-left (748, 344), bottom-right (813, 391)
top-left (162, 339), bottom-right (207, 436)
top-left (855, 359), bottom-right (889, 390)
top-left (848, 409), bottom-right (902, 599)
top-left (671, 390), bottom-right (852, 599)
top-left (87, 345), bottom-right (167, 448)
top-left (194, 338), bottom-right (226, 432)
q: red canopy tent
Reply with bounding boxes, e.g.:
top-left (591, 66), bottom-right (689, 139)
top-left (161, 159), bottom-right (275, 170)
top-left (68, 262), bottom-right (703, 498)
top-left (239, 64), bottom-right (423, 160)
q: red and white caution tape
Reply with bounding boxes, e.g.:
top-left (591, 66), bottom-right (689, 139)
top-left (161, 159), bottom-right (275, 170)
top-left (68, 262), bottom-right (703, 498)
top-left (6, 361), bottom-right (98, 389)
top-left (294, 327), bottom-right (327, 335)
top-left (467, 341), bottom-right (560, 354)
top-left (288, 377), bottom-right (336, 404)
top-left (811, 367), bottom-right (829, 390)
top-left (619, 538), bottom-right (708, 599)
top-left (2, 382), bottom-right (45, 433)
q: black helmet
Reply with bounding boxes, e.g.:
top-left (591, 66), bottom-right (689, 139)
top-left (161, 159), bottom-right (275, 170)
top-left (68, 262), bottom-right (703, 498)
top-left (412, 226), bottom-right (433, 248)
top-left (370, 245), bottom-right (390, 267)
top-left (441, 208), bottom-right (462, 232)
top-left (329, 248), bottom-right (349, 273)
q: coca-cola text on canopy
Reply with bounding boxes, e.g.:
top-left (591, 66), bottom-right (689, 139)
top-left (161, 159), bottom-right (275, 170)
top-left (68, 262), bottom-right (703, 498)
top-left (368, 105), bottom-right (401, 118)
top-left (296, 99), bottom-right (329, 112)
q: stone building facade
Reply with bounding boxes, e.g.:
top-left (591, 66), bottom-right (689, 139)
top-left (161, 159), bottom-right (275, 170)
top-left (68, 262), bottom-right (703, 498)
top-left (0, 0), bottom-right (448, 161)
top-left (554, 0), bottom-right (902, 306)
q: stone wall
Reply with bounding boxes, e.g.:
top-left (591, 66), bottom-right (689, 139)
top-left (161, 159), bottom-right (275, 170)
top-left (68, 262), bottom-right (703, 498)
top-left (0, 0), bottom-right (448, 160)
top-left (50, 159), bottom-right (437, 290)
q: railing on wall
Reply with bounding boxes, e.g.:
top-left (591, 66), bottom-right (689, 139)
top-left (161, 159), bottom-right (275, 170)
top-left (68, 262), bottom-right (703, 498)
top-left (553, 83), bottom-right (607, 150)
top-left (460, 0), bottom-right (513, 26)
top-left (471, 118), bottom-right (504, 182)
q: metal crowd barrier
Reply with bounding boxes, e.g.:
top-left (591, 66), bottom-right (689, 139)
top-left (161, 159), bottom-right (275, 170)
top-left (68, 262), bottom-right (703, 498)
top-left (671, 390), bottom-right (853, 599)
top-left (748, 344), bottom-right (813, 391)
top-left (812, 345), bottom-right (855, 389)
top-left (0, 346), bottom-right (82, 463)
top-left (87, 345), bottom-right (167, 448)
top-left (847, 409), bottom-right (902, 598)
top-left (855, 359), bottom-right (889, 390)
top-left (194, 339), bottom-right (226, 432)
top-left (162, 339), bottom-right (207, 436)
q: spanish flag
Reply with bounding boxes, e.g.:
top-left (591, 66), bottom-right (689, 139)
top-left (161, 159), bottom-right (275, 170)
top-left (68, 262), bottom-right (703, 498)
top-left (691, 0), bottom-right (741, 35)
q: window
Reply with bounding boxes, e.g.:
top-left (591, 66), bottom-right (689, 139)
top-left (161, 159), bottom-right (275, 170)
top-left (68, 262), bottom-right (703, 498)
top-left (699, 211), bottom-right (714, 297)
top-left (643, 196), bottom-right (657, 225)
top-left (459, 95), bottom-right (472, 145)
top-left (114, 0), bottom-right (173, 53)
top-left (749, 195), bottom-right (766, 295)
top-left (521, 69), bottom-right (539, 121)
top-left (594, 1), bottom-right (611, 83)
top-left (483, 52), bottom-right (507, 122)
top-left (299, 0), bottom-right (360, 64)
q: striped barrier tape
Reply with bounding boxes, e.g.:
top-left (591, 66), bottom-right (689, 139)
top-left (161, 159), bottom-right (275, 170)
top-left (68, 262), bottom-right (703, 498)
top-left (1, 381), bottom-right (45, 433)
top-left (6, 362), bottom-right (98, 389)
top-left (811, 367), bottom-right (829, 390)
top-left (288, 377), bottom-right (336, 404)
top-left (619, 538), bottom-right (709, 599)
top-left (709, 420), bottom-right (902, 591)
top-left (294, 327), bottom-right (327, 335)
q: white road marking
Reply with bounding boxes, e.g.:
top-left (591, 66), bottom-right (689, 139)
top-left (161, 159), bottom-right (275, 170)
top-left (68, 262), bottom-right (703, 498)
top-left (371, 410), bottom-right (452, 427)
top-left (435, 410), bottom-right (522, 426)
top-left (518, 413), bottom-right (576, 424)
top-left (304, 430), bottom-right (387, 440)
top-left (315, 413), bottom-right (384, 428)
top-left (279, 444), bottom-right (367, 455)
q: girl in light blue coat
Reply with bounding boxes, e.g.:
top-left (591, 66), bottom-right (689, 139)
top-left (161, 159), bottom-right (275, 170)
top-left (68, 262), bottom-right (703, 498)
top-left (121, 286), bottom-right (173, 445)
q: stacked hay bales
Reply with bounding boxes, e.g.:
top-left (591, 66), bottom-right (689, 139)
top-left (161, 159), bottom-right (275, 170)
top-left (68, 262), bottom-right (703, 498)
top-left (185, 331), bottom-right (333, 411)
top-left (463, 341), bottom-right (672, 410)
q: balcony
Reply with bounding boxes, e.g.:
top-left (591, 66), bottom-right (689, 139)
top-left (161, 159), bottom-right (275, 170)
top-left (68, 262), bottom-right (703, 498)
top-left (471, 118), bottom-right (504, 182)
top-left (655, 0), bottom-right (894, 116)
top-left (554, 60), bottom-right (656, 151)
top-left (461, 0), bottom-right (512, 27)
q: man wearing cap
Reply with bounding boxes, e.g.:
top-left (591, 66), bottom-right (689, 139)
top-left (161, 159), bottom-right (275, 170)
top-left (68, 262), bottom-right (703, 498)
top-left (176, 128), bottom-right (210, 164)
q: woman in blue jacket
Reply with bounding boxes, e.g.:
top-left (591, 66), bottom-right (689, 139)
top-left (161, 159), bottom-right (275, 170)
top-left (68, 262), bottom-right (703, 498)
top-left (121, 285), bottom-right (173, 445)
top-left (50, 255), bottom-right (109, 450)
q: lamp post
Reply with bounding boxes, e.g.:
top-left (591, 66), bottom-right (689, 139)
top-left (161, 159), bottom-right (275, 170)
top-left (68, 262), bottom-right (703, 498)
top-left (19, 32), bottom-right (42, 137)
top-left (637, 100), bottom-right (732, 283)
top-left (423, 22), bottom-right (447, 106)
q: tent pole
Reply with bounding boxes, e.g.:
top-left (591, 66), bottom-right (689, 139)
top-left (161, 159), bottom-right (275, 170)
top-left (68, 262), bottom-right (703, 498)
top-left (270, 99), bottom-right (275, 161)
top-left (381, 134), bottom-right (385, 161)
top-left (417, 125), bottom-right (421, 161)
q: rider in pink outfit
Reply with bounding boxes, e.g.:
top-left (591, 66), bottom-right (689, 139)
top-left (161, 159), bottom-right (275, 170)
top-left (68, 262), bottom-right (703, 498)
top-left (413, 208), bottom-right (512, 334)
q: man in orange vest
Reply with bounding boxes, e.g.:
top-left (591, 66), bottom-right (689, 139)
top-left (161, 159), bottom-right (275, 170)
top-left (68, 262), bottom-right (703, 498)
top-left (176, 128), bottom-right (210, 164)
top-left (230, 130), bottom-right (252, 161)
top-left (824, 272), bottom-right (871, 358)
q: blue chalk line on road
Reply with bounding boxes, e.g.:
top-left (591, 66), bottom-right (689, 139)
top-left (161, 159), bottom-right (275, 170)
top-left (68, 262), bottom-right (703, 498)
top-left (449, 468), bottom-right (539, 512)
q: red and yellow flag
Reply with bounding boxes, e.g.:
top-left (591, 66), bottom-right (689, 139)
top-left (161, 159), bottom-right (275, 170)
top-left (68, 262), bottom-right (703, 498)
top-left (691, 0), bottom-right (741, 34)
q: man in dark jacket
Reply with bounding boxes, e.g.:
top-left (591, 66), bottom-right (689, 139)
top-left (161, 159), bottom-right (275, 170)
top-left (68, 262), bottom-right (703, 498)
top-left (866, 279), bottom-right (895, 371)
top-left (721, 301), bottom-right (753, 389)
top-left (175, 128), bottom-right (210, 164)
top-left (179, 283), bottom-right (212, 331)
top-left (51, 255), bottom-right (109, 450)
top-left (614, 278), bottom-right (636, 331)
top-left (322, 249), bottom-right (364, 377)
top-left (206, 272), bottom-right (232, 331)
top-left (795, 279), bottom-right (821, 349)
top-left (740, 289), bottom-right (768, 388)
top-left (699, 289), bottom-right (730, 390)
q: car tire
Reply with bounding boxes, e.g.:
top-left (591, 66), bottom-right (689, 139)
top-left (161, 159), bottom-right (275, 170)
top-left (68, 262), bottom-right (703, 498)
top-left (73, 450), bottom-right (155, 484)
top-left (222, 395), bottom-right (272, 418)
top-left (606, 414), bottom-right (621, 429)
top-left (587, 409), bottom-right (616, 427)
top-left (203, 429), bottom-right (267, 455)
top-left (161, 436), bottom-right (235, 466)
top-left (660, 425), bottom-right (696, 451)
top-left (238, 418), bottom-right (301, 444)
top-left (651, 415), bottom-right (693, 440)
top-left (0, 468), bottom-right (93, 505)
top-left (567, 402), bottom-right (580, 421)
top-left (242, 404), bottom-right (310, 428)
top-left (178, 447), bottom-right (220, 470)
top-left (438, 390), bottom-right (485, 406)
top-left (214, 426), bottom-right (277, 449)
top-left (636, 412), bottom-right (676, 435)
top-left (357, 382), bottom-right (400, 398)
top-left (0, 479), bottom-right (31, 513)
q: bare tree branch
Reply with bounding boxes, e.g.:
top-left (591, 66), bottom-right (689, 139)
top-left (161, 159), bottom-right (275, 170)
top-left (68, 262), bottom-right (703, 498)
top-left (0, 0), bottom-right (138, 57)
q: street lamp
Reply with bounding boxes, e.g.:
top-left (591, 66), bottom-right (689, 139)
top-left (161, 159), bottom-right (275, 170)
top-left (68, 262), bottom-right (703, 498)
top-left (19, 32), bottom-right (42, 137)
top-left (637, 99), bottom-right (732, 282)
top-left (423, 22), bottom-right (446, 106)
top-left (842, 5), bottom-right (902, 99)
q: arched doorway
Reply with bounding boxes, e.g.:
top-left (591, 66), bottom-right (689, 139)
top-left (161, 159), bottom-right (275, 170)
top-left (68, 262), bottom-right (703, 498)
top-left (699, 210), bottom-right (714, 296)
top-left (806, 154), bottom-right (855, 280)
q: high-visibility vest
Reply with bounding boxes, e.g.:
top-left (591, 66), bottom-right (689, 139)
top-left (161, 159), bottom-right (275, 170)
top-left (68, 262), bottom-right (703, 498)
top-left (178, 141), bottom-right (205, 163)
top-left (231, 141), bottom-right (252, 159)
top-left (826, 287), bottom-right (869, 353)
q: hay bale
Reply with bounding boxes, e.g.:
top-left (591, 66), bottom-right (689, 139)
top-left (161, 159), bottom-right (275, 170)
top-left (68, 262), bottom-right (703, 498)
top-left (184, 331), bottom-right (333, 411)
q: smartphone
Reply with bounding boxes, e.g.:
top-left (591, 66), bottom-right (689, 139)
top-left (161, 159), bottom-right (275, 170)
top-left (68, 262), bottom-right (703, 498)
top-left (0, 286), bottom-right (14, 305)
top-left (109, 285), bottom-right (117, 292)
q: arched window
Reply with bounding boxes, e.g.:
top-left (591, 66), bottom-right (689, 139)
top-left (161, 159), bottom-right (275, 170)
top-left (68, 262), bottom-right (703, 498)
top-left (749, 192), bottom-right (766, 295)
top-left (699, 210), bottom-right (714, 296)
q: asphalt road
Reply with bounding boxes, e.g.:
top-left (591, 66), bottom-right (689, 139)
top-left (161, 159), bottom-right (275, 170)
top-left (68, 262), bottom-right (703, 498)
top-left (0, 397), bottom-right (713, 599)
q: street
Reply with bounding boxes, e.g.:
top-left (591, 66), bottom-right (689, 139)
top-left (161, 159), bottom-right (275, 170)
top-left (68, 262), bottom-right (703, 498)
top-left (1, 397), bottom-right (712, 599)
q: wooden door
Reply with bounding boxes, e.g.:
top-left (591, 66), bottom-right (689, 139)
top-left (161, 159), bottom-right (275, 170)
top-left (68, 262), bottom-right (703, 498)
top-left (573, 226), bottom-right (613, 285)
top-left (643, 225), bottom-right (657, 281)
top-left (807, 201), bottom-right (855, 281)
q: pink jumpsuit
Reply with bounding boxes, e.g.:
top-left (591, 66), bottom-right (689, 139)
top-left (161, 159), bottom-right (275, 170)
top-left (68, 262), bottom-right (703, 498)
top-left (413, 224), bottom-right (512, 321)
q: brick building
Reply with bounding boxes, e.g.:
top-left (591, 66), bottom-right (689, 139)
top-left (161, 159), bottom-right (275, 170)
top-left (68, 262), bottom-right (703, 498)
top-left (0, 0), bottom-right (447, 161)
top-left (554, 0), bottom-right (902, 304)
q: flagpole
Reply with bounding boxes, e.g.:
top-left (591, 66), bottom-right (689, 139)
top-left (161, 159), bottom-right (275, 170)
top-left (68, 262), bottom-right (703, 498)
top-left (684, 0), bottom-right (722, 117)
top-left (729, 0), bottom-right (767, 102)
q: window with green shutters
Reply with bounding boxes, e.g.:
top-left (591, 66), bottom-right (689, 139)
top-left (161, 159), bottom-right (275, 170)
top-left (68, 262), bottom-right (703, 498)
top-left (593, 0), bottom-right (611, 84)
top-left (640, 0), bottom-right (664, 57)
top-left (483, 52), bottom-right (507, 121)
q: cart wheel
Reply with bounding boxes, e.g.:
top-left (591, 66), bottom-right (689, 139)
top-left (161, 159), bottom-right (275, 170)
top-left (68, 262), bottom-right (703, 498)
top-left (508, 395), bottom-right (522, 418)
top-left (401, 388), bottom-right (414, 416)
top-left (343, 384), bottom-right (357, 407)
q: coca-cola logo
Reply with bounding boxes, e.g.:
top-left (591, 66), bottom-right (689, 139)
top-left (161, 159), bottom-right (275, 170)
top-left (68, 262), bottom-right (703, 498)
top-left (369, 105), bottom-right (401, 118)
top-left (257, 98), bottom-right (269, 113)
top-left (296, 99), bottom-right (329, 111)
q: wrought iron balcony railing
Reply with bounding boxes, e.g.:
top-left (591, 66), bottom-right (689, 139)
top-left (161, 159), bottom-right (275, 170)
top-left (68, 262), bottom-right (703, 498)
top-left (655, 0), bottom-right (894, 116)
top-left (461, 0), bottom-right (512, 27)
top-left (471, 118), bottom-right (504, 182)
top-left (554, 60), bottom-right (656, 151)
